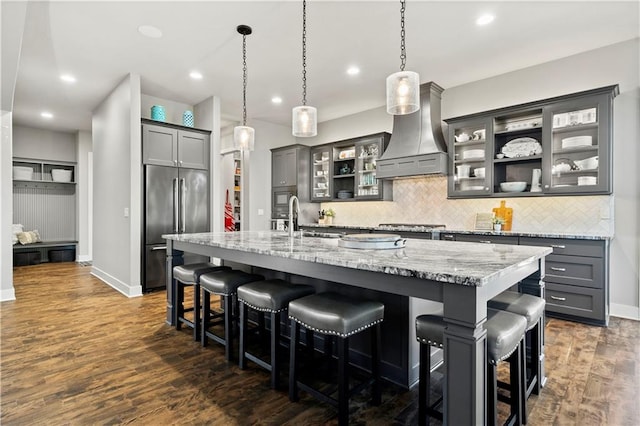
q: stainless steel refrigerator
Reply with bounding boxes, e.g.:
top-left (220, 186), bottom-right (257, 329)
top-left (143, 165), bottom-right (209, 291)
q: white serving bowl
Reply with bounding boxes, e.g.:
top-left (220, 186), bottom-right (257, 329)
top-left (500, 181), bottom-right (527, 192)
top-left (473, 167), bottom-right (485, 178)
top-left (578, 176), bottom-right (597, 186)
top-left (463, 149), bottom-right (484, 160)
top-left (13, 166), bottom-right (33, 180)
top-left (51, 169), bottom-right (72, 182)
top-left (573, 156), bottom-right (598, 170)
top-left (561, 135), bottom-right (592, 149)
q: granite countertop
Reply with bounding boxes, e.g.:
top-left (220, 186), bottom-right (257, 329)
top-left (300, 223), bottom-right (611, 240)
top-left (164, 230), bottom-right (550, 287)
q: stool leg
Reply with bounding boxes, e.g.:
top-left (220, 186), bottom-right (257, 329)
top-left (418, 342), bottom-right (429, 426)
top-left (270, 311), bottom-right (281, 390)
top-left (223, 294), bottom-right (234, 361)
top-left (176, 282), bottom-right (184, 330)
top-left (487, 363), bottom-right (498, 426)
top-left (201, 289), bottom-right (210, 347)
top-left (239, 302), bottom-right (248, 369)
top-left (531, 320), bottom-right (542, 396)
top-left (517, 340), bottom-right (526, 425)
top-left (371, 323), bottom-right (381, 406)
top-left (193, 283), bottom-right (200, 341)
top-left (337, 336), bottom-right (350, 426)
top-left (289, 319), bottom-right (300, 402)
top-left (305, 328), bottom-right (315, 357)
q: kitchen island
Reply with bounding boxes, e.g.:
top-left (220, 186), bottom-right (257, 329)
top-left (163, 230), bottom-right (551, 425)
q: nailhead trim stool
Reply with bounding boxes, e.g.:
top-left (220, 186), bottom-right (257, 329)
top-left (173, 263), bottom-right (230, 341)
top-left (288, 292), bottom-right (384, 426)
top-left (237, 279), bottom-right (315, 390)
top-left (416, 308), bottom-right (527, 426)
top-left (199, 270), bottom-right (264, 361)
top-left (489, 291), bottom-right (545, 424)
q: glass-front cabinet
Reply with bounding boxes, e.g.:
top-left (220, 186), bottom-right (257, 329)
top-left (448, 118), bottom-right (492, 196)
top-left (543, 94), bottom-right (611, 194)
top-left (355, 136), bottom-right (384, 199)
top-left (310, 146), bottom-right (331, 200)
top-left (445, 85), bottom-right (617, 198)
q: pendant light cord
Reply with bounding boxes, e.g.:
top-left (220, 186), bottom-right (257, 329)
top-left (400, 0), bottom-right (406, 72)
top-left (241, 33), bottom-right (248, 126)
top-left (301, 0), bottom-right (307, 106)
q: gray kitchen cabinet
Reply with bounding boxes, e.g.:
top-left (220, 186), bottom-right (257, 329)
top-left (310, 145), bottom-right (332, 201)
top-left (142, 120), bottom-right (210, 170)
top-left (520, 237), bottom-right (608, 325)
top-left (272, 146), bottom-right (299, 187)
top-left (453, 233), bottom-right (519, 245)
top-left (445, 85), bottom-right (618, 199)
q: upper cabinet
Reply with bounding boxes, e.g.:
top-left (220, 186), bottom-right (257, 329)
top-left (272, 147), bottom-right (299, 187)
top-left (142, 119), bottom-right (210, 170)
top-left (310, 132), bottom-right (392, 202)
top-left (445, 85), bottom-right (618, 198)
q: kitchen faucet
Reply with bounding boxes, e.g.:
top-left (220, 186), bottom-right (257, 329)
top-left (288, 195), bottom-right (300, 237)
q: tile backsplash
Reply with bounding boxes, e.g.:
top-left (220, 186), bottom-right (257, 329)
top-left (321, 176), bottom-right (614, 236)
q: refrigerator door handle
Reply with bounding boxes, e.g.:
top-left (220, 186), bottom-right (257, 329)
top-left (180, 178), bottom-right (186, 233)
top-left (173, 178), bottom-right (179, 233)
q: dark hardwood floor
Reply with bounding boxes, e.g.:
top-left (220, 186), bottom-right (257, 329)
top-left (1, 263), bottom-right (638, 425)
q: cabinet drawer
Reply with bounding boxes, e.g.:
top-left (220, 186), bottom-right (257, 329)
top-left (545, 254), bottom-right (603, 289)
top-left (520, 237), bottom-right (604, 258)
top-left (455, 234), bottom-right (519, 245)
top-left (545, 282), bottom-right (604, 321)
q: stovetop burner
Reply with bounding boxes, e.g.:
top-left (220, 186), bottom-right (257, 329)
top-left (378, 223), bottom-right (446, 231)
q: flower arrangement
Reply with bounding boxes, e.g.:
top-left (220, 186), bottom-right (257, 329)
top-left (324, 208), bottom-right (336, 217)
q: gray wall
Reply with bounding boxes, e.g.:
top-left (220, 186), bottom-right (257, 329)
top-left (12, 125), bottom-right (76, 161)
top-left (1, 112), bottom-right (15, 301)
top-left (91, 74), bottom-right (142, 297)
top-left (76, 130), bottom-right (92, 261)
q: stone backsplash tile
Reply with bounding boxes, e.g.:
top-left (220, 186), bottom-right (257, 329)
top-left (321, 176), bottom-right (613, 235)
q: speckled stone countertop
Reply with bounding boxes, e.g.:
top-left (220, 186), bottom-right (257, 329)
top-left (300, 223), bottom-right (611, 240)
top-left (164, 231), bottom-right (551, 287)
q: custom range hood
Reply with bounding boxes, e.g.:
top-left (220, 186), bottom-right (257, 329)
top-left (377, 82), bottom-right (448, 179)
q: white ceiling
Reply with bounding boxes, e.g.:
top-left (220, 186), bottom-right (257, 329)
top-left (4, 0), bottom-right (639, 133)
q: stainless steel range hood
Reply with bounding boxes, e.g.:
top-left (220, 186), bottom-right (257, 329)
top-left (377, 82), bottom-right (448, 179)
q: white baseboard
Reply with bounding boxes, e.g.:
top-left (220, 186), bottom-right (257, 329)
top-left (610, 303), bottom-right (640, 321)
top-left (91, 267), bottom-right (142, 298)
top-left (0, 287), bottom-right (16, 302)
top-left (77, 254), bottom-right (92, 262)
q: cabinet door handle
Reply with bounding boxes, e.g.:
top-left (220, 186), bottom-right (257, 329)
top-left (442, 235), bottom-right (455, 241)
top-left (479, 240), bottom-right (492, 244)
top-left (550, 244), bottom-right (566, 249)
top-left (550, 267), bottom-right (566, 272)
top-left (550, 295), bottom-right (567, 301)
top-left (151, 246), bottom-right (167, 251)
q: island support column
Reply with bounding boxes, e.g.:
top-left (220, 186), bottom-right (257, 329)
top-left (165, 240), bottom-right (184, 326)
top-left (442, 284), bottom-right (488, 425)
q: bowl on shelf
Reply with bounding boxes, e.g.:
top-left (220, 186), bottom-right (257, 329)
top-left (500, 181), bottom-right (527, 192)
top-left (13, 166), bottom-right (33, 180)
top-left (561, 135), bottom-right (592, 149)
top-left (578, 176), bottom-right (597, 186)
top-left (463, 149), bottom-right (484, 160)
top-left (337, 190), bottom-right (353, 199)
top-left (51, 169), bottom-right (72, 182)
top-left (573, 156), bottom-right (598, 170)
top-left (473, 167), bottom-right (485, 178)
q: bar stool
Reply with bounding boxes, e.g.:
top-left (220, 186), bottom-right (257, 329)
top-left (416, 308), bottom-right (527, 426)
top-left (199, 270), bottom-right (264, 361)
top-left (288, 292), bottom-right (384, 426)
top-left (173, 263), bottom-right (230, 341)
top-left (237, 279), bottom-right (315, 390)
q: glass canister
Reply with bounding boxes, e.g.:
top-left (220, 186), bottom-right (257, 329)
top-left (151, 105), bottom-right (166, 121)
top-left (182, 110), bottom-right (194, 127)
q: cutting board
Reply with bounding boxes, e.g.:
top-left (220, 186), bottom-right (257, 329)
top-left (492, 200), bottom-right (513, 231)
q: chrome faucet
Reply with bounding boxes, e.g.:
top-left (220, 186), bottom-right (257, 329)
top-left (288, 195), bottom-right (300, 237)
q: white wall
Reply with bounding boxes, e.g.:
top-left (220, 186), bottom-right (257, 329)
top-left (76, 130), bottom-right (92, 261)
top-left (12, 126), bottom-right (76, 161)
top-left (310, 39), bottom-right (640, 318)
top-left (91, 74), bottom-right (142, 297)
top-left (1, 111), bottom-right (15, 301)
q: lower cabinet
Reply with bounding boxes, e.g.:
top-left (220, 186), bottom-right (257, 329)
top-left (440, 233), bottom-right (609, 326)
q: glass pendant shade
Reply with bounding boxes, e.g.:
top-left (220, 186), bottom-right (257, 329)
top-left (386, 70), bottom-right (420, 115)
top-left (292, 106), bottom-right (317, 137)
top-left (233, 125), bottom-right (255, 151)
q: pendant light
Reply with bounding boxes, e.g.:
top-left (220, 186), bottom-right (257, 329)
top-left (386, 0), bottom-right (420, 115)
top-left (234, 25), bottom-right (255, 151)
top-left (292, 0), bottom-right (317, 137)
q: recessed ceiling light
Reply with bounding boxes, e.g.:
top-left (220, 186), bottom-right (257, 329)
top-left (60, 74), bottom-right (76, 83)
top-left (138, 25), bottom-right (163, 38)
top-left (476, 14), bottom-right (495, 26)
top-left (41, 112), bottom-right (53, 119)
top-left (346, 66), bottom-right (360, 76)
top-left (271, 96), bottom-right (283, 104)
top-left (189, 71), bottom-right (203, 80)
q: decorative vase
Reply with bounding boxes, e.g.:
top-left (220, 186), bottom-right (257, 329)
top-left (182, 110), bottom-right (194, 127)
top-left (494, 223), bottom-right (502, 231)
top-left (325, 216), bottom-right (333, 225)
top-left (151, 105), bottom-right (166, 122)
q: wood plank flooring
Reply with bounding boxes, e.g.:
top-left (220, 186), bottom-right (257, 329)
top-left (1, 262), bottom-right (638, 425)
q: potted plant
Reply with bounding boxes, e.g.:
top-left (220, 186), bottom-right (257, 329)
top-left (324, 208), bottom-right (335, 225)
top-left (492, 216), bottom-right (505, 231)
